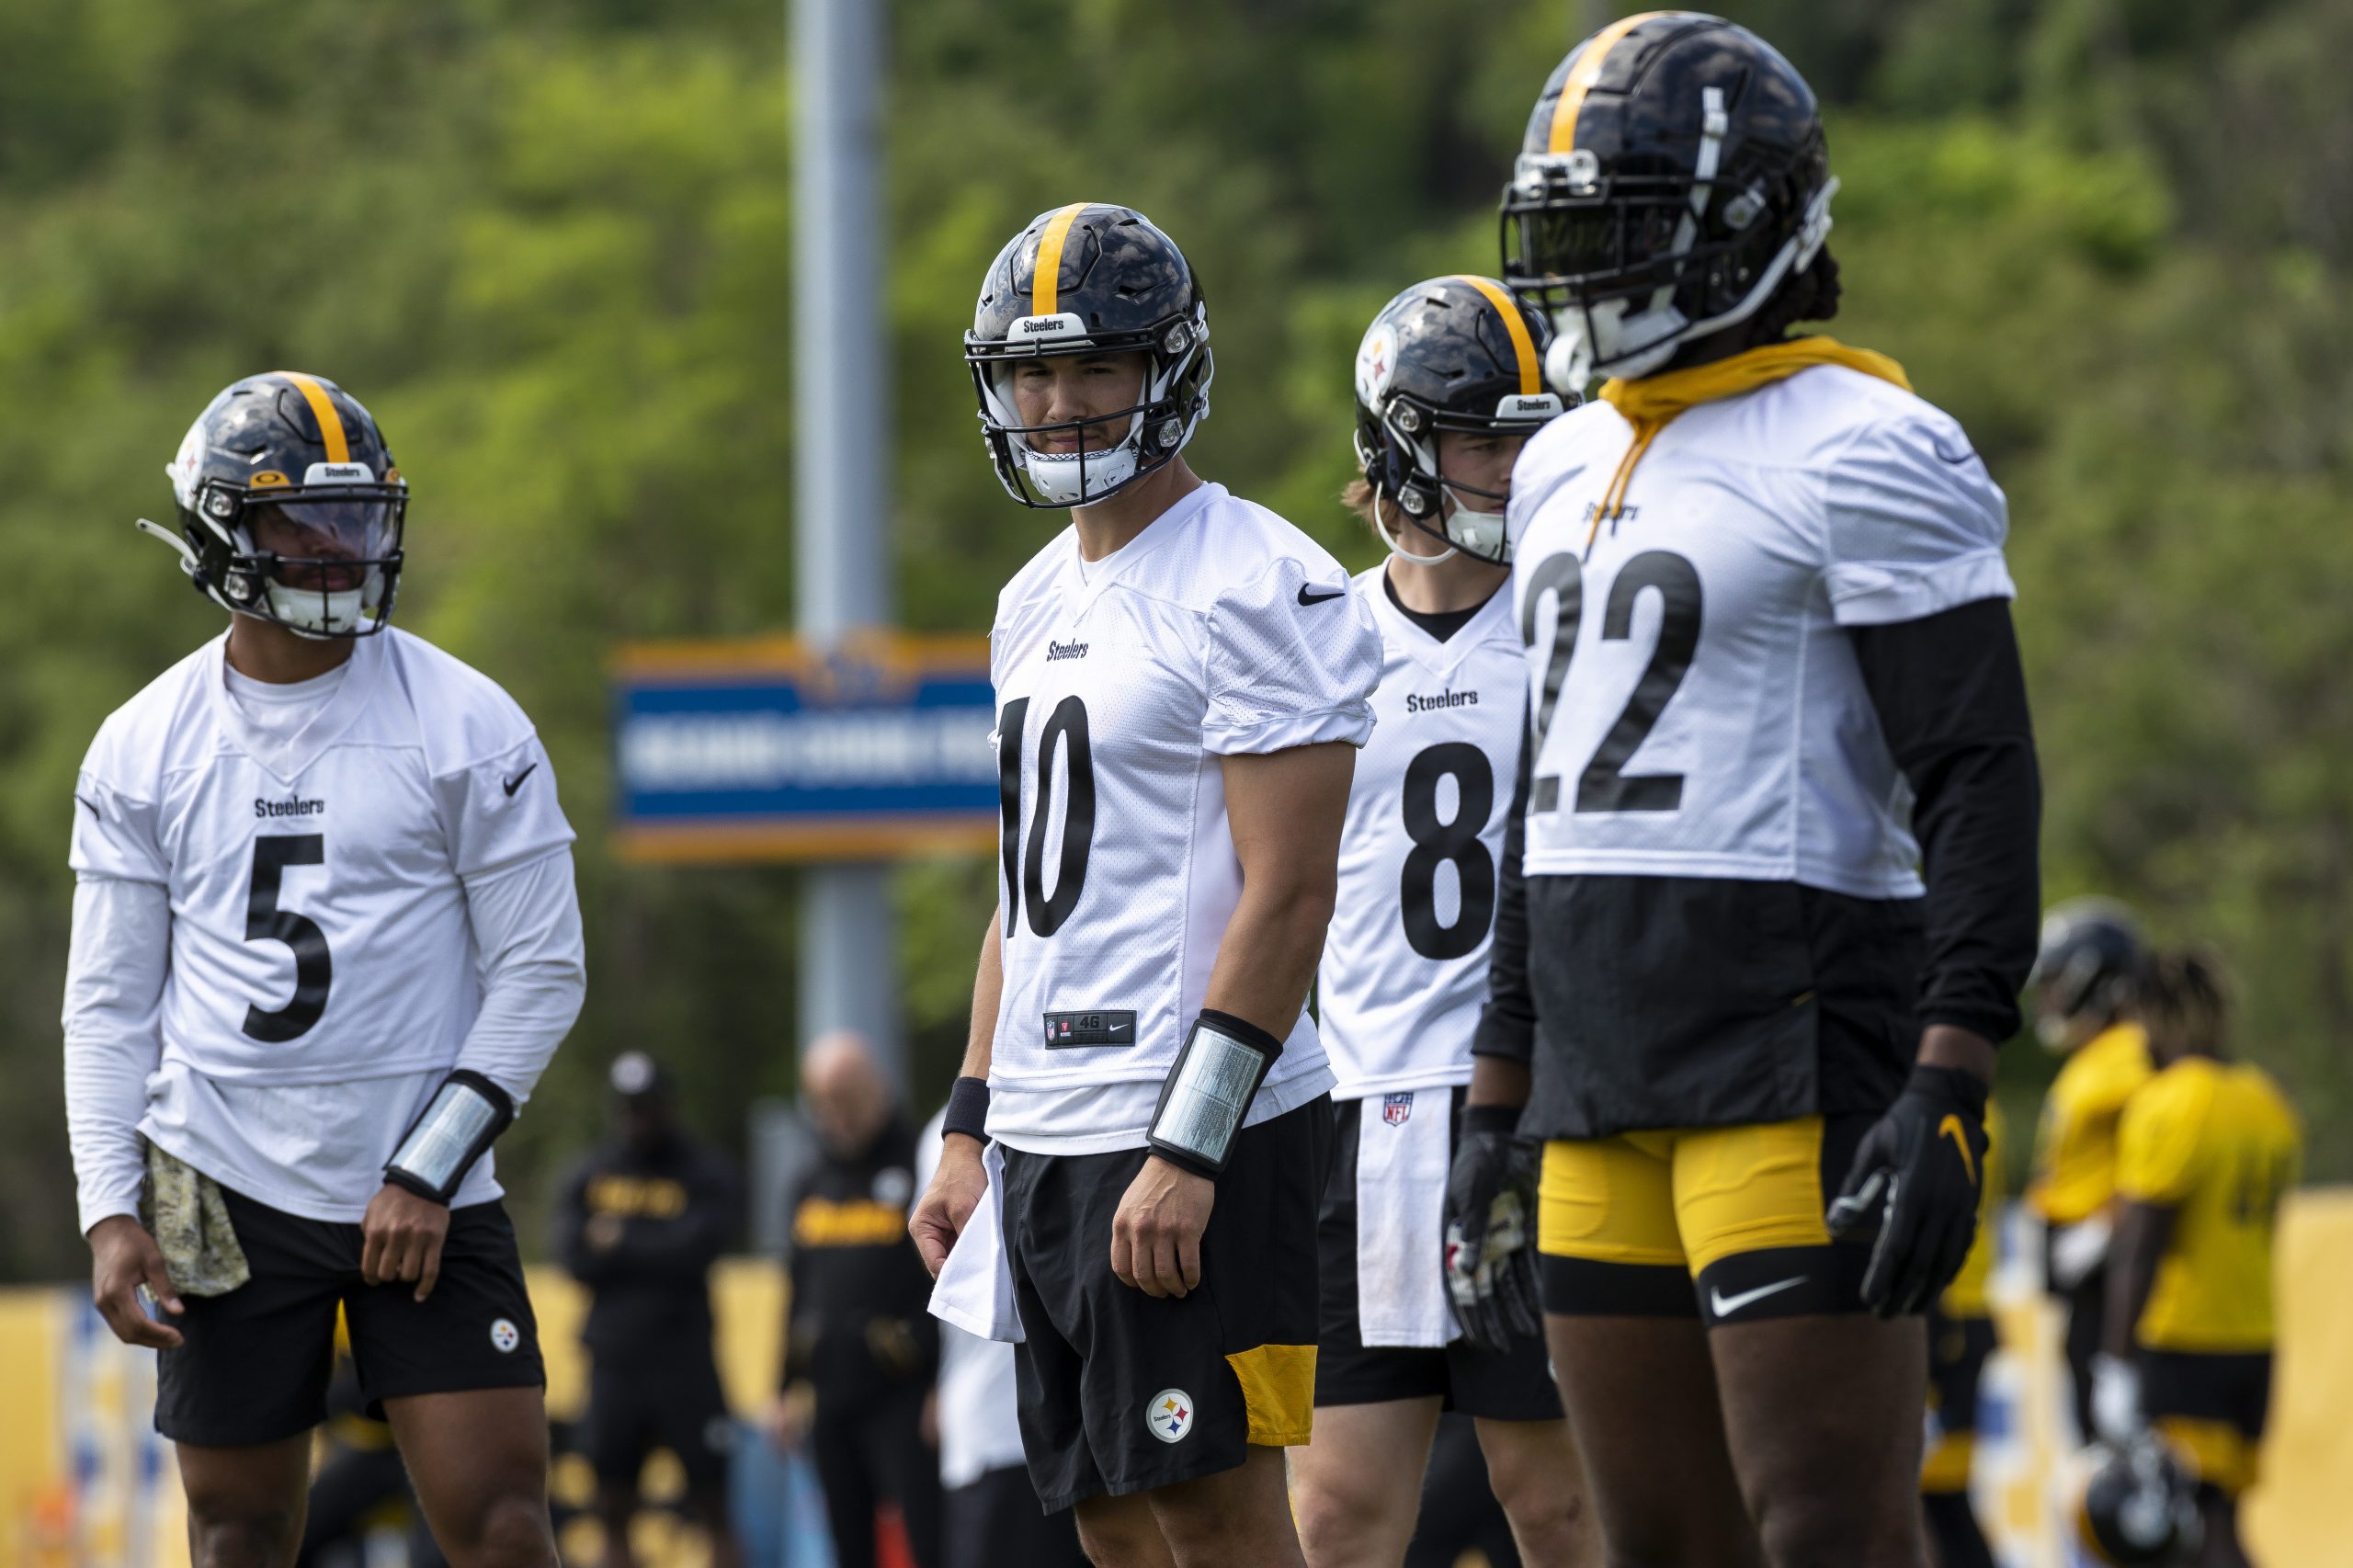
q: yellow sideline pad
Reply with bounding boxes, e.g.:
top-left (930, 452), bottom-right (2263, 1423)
top-left (2, 1199), bottom-right (2347, 1564)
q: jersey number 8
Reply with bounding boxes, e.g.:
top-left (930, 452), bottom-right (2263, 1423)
top-left (1401, 744), bottom-right (1495, 960)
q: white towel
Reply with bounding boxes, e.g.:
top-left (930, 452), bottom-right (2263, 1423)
top-left (926, 1141), bottom-right (1026, 1344)
top-left (1355, 1090), bottom-right (1456, 1347)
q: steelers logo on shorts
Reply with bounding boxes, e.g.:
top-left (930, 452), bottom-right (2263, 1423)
top-left (489, 1317), bottom-right (521, 1354)
top-left (1145, 1389), bottom-right (1194, 1444)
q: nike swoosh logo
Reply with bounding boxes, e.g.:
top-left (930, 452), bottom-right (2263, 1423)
top-left (1938, 1113), bottom-right (1977, 1187)
top-left (503, 762), bottom-right (540, 797)
top-left (1709, 1276), bottom-right (1808, 1318)
top-left (1931, 434), bottom-right (1978, 465)
top-left (1296, 585), bottom-right (1346, 605)
top-left (75, 794), bottom-right (101, 819)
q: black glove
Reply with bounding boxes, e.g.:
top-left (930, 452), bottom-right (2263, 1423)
top-left (1825, 1064), bottom-right (1991, 1317)
top-left (1443, 1104), bottom-right (1543, 1354)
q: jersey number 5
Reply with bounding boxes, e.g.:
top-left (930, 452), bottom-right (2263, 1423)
top-left (243, 834), bottom-right (333, 1042)
top-left (997, 697), bottom-right (1095, 937)
top-left (1518, 550), bottom-right (1702, 814)
top-left (1400, 744), bottom-right (1495, 960)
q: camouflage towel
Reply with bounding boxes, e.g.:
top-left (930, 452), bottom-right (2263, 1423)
top-left (140, 1141), bottom-right (250, 1297)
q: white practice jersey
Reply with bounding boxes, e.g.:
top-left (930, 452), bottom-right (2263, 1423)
top-left (72, 629), bottom-right (574, 1097)
top-left (1507, 365), bottom-right (2013, 897)
top-left (984, 483), bottom-right (1382, 1154)
top-left (1317, 569), bottom-right (1525, 1100)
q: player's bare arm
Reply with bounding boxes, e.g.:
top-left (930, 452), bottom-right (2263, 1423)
top-left (1109, 740), bottom-right (1353, 1301)
top-left (912, 914), bottom-right (1003, 1277)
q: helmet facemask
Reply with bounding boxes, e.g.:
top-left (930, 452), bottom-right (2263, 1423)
top-left (968, 306), bottom-right (1212, 509)
top-left (147, 473), bottom-right (406, 639)
top-left (1502, 86), bottom-right (1837, 390)
top-left (1356, 393), bottom-right (1561, 567)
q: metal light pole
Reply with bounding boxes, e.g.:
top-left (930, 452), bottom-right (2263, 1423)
top-left (790, 0), bottom-right (903, 1084)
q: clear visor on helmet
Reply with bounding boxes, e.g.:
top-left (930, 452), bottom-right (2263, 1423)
top-left (241, 498), bottom-right (404, 590)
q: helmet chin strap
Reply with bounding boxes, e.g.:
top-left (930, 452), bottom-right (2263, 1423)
top-left (1373, 494), bottom-right (1457, 564)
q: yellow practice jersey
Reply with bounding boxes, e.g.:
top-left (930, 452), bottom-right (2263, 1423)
top-left (2029, 1022), bottom-right (2153, 1225)
top-left (1940, 1099), bottom-right (2006, 1317)
top-left (2116, 1057), bottom-right (2302, 1353)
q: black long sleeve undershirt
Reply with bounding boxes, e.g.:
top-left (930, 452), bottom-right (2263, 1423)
top-left (1472, 705), bottom-right (1539, 1065)
top-left (1848, 597), bottom-right (2042, 1045)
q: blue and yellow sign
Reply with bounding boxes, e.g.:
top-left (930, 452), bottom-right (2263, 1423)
top-left (612, 632), bottom-right (997, 863)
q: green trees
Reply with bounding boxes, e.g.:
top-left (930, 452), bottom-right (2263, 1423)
top-left (5, 0), bottom-right (2345, 1278)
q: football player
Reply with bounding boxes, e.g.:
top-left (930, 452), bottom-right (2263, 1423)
top-left (63, 372), bottom-right (584, 1568)
top-left (1453, 16), bottom-right (2041, 1564)
top-left (910, 204), bottom-right (1382, 1568)
top-left (1920, 1101), bottom-right (2003, 1568)
top-left (1290, 278), bottom-right (1593, 1568)
top-left (2025, 898), bottom-right (2154, 1439)
top-left (2097, 949), bottom-right (2299, 1568)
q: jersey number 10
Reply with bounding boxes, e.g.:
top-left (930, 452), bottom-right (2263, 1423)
top-left (997, 698), bottom-right (1095, 938)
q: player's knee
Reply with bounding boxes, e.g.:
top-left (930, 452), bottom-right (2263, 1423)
top-left (1292, 1468), bottom-right (1403, 1563)
top-left (186, 1506), bottom-right (302, 1568)
top-left (1749, 1484), bottom-right (1912, 1568)
top-left (438, 1488), bottom-right (557, 1568)
top-left (1074, 1506), bottom-right (1163, 1568)
top-left (1479, 1437), bottom-right (1585, 1545)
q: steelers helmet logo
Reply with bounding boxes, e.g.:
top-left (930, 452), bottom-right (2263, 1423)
top-left (1145, 1389), bottom-right (1194, 1444)
top-left (489, 1317), bottom-right (521, 1354)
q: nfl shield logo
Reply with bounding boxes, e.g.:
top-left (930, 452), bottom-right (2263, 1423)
top-left (1382, 1092), bottom-right (1414, 1127)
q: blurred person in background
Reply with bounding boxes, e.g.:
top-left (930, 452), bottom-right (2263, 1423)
top-left (914, 1105), bottom-right (1089, 1568)
top-left (2097, 949), bottom-right (2300, 1568)
top-left (914, 201), bottom-right (1379, 1568)
top-left (1483, 16), bottom-right (2039, 1564)
top-left (1292, 276), bottom-right (1591, 1568)
top-left (1919, 1102), bottom-right (2004, 1568)
top-left (767, 1031), bottom-right (940, 1568)
top-left (64, 371), bottom-right (584, 1568)
top-left (2025, 898), bottom-right (2152, 1439)
top-left (555, 1051), bottom-right (743, 1568)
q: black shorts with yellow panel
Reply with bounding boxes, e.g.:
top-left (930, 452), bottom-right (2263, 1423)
top-left (998, 1096), bottom-right (1334, 1512)
top-left (1506, 878), bottom-right (1924, 1324)
top-left (2143, 1350), bottom-right (2272, 1498)
top-left (1536, 1111), bottom-right (1879, 1324)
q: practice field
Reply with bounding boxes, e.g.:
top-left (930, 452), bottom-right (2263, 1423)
top-left (5, 1196), bottom-right (2348, 1567)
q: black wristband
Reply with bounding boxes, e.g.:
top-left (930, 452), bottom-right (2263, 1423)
top-left (1462, 1102), bottom-right (1523, 1139)
top-left (942, 1074), bottom-right (991, 1144)
top-left (1905, 1062), bottom-right (1990, 1117)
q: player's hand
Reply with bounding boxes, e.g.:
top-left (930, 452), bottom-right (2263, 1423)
top-left (2091, 1353), bottom-right (2147, 1445)
top-left (1826, 1061), bottom-right (1990, 1317)
top-left (88, 1215), bottom-right (186, 1350)
top-left (1443, 1106), bottom-right (1543, 1354)
top-left (911, 1134), bottom-right (988, 1278)
top-left (761, 1381), bottom-right (816, 1452)
top-left (361, 1183), bottom-right (453, 1303)
top-left (1110, 1155), bottom-right (1214, 1299)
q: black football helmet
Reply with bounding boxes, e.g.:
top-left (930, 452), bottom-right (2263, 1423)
top-left (1352, 276), bottom-right (1570, 564)
top-left (2078, 1436), bottom-right (2204, 1565)
top-left (1499, 12), bottom-right (1836, 390)
top-left (965, 203), bottom-right (1211, 507)
top-left (140, 371), bottom-right (406, 638)
top-left (2029, 898), bottom-right (2146, 1050)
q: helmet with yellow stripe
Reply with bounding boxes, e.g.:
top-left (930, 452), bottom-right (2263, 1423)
top-left (1350, 276), bottom-right (1569, 564)
top-left (142, 371), bottom-right (406, 638)
top-left (1499, 12), bottom-right (1834, 390)
top-left (964, 203), bottom-right (1212, 508)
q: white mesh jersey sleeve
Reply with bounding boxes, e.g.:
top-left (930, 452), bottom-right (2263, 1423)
top-left (1201, 552), bottom-right (1381, 756)
top-left (1820, 396), bottom-right (2014, 627)
top-left (398, 634), bottom-right (577, 879)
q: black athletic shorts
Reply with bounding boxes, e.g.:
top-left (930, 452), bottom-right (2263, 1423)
top-left (154, 1185), bottom-right (544, 1447)
top-left (1315, 1091), bottom-right (1562, 1420)
top-left (1923, 1308), bottom-right (1997, 1493)
top-left (2143, 1348), bottom-right (2273, 1497)
top-left (999, 1096), bottom-right (1334, 1512)
top-left (584, 1348), bottom-right (733, 1495)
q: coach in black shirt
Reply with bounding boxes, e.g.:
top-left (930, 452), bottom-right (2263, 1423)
top-left (765, 1031), bottom-right (941, 1568)
top-left (556, 1053), bottom-right (743, 1568)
